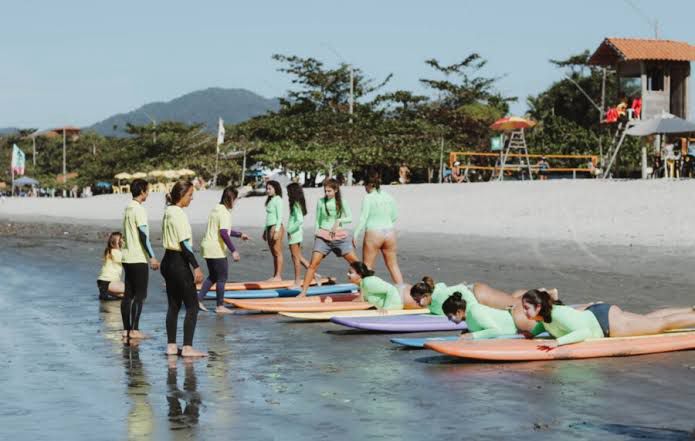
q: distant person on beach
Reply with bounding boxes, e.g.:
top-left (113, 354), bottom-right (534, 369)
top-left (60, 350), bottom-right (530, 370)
top-left (161, 180), bottom-right (206, 357)
top-left (353, 170), bottom-right (403, 285)
top-left (197, 186), bottom-right (249, 314)
top-left (347, 261), bottom-right (419, 310)
top-left (537, 156), bottom-right (550, 180)
top-left (263, 180), bottom-right (284, 281)
top-left (97, 232), bottom-right (125, 300)
top-left (299, 178), bottom-right (358, 297)
top-left (452, 161), bottom-right (466, 183)
top-left (121, 179), bottom-right (159, 341)
top-left (521, 289), bottom-right (695, 350)
top-left (286, 183), bottom-right (321, 288)
top-left (398, 162), bottom-right (411, 185)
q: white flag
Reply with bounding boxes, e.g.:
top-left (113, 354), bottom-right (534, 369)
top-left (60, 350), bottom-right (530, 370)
top-left (216, 117), bottom-right (225, 153)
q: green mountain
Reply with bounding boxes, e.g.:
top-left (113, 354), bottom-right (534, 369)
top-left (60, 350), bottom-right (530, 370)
top-left (88, 87), bottom-right (279, 137)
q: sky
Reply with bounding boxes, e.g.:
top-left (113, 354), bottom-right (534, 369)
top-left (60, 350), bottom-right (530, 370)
top-left (2, 0), bottom-right (695, 128)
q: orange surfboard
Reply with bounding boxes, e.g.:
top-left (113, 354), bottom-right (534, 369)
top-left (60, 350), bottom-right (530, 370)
top-left (425, 331), bottom-right (695, 361)
top-left (229, 298), bottom-right (374, 313)
top-left (196, 277), bottom-right (335, 291)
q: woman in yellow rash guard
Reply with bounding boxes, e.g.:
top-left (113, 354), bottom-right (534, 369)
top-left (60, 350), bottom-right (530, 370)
top-left (346, 261), bottom-right (420, 310)
top-left (521, 289), bottom-right (695, 351)
top-left (263, 180), bottom-right (284, 281)
top-left (161, 180), bottom-right (206, 358)
top-left (97, 232), bottom-right (125, 300)
top-left (352, 170), bottom-right (403, 284)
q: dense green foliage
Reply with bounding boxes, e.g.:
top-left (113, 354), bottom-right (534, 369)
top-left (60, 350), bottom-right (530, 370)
top-left (1, 49), bottom-right (647, 189)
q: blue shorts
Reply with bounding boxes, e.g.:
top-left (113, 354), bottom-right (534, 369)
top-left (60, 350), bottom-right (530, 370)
top-left (586, 303), bottom-right (612, 337)
top-left (313, 235), bottom-right (353, 257)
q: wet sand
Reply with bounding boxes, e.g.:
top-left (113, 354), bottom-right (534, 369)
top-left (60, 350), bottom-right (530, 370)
top-left (1, 230), bottom-right (695, 440)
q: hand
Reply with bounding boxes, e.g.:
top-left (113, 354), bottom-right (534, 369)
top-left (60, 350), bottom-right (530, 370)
top-left (193, 267), bottom-right (204, 284)
top-left (520, 331), bottom-right (534, 339)
top-left (537, 342), bottom-right (558, 352)
top-left (232, 251), bottom-right (241, 262)
top-left (149, 257), bottom-right (160, 271)
top-left (240, 233), bottom-right (250, 241)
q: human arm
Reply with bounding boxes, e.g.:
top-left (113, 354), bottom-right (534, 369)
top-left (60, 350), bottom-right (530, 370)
top-left (314, 200), bottom-right (322, 232)
top-left (137, 225), bottom-right (159, 269)
top-left (353, 196), bottom-right (370, 241)
top-left (286, 204), bottom-right (302, 236)
top-left (181, 239), bottom-right (203, 283)
top-left (273, 197), bottom-right (283, 239)
top-left (337, 201), bottom-right (352, 226)
top-left (219, 229), bottom-right (240, 260)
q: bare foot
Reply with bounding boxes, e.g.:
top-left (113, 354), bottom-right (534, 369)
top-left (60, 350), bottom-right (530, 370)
top-left (297, 291), bottom-right (307, 298)
top-left (181, 346), bottom-right (208, 358)
top-left (198, 301), bottom-right (208, 312)
top-left (129, 330), bottom-right (148, 339)
top-left (216, 305), bottom-right (233, 314)
top-left (166, 344), bottom-right (179, 355)
top-left (267, 276), bottom-right (282, 282)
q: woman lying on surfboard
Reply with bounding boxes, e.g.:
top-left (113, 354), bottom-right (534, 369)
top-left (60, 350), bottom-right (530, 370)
top-left (410, 276), bottom-right (559, 316)
top-left (347, 261), bottom-right (420, 311)
top-left (521, 289), bottom-right (695, 351)
top-left (442, 292), bottom-right (519, 339)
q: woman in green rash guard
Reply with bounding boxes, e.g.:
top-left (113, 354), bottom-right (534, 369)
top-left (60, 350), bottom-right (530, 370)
top-left (442, 292), bottom-right (518, 339)
top-left (263, 180), bottom-right (284, 281)
top-left (346, 261), bottom-right (420, 310)
top-left (409, 276), bottom-right (559, 316)
top-left (352, 170), bottom-right (403, 284)
top-left (286, 183), bottom-right (322, 288)
top-left (298, 178), bottom-right (359, 297)
top-left (521, 289), bottom-right (695, 351)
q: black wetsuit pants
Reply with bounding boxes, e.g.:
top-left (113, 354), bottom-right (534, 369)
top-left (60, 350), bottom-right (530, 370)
top-left (121, 263), bottom-right (149, 331)
top-left (161, 250), bottom-right (198, 346)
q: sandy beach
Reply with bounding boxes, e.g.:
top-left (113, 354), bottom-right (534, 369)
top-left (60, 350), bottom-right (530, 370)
top-left (2, 179), bottom-right (695, 247)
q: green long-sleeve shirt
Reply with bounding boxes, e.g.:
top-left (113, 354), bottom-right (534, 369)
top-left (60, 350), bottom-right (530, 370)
top-left (354, 190), bottom-right (398, 239)
top-left (287, 202), bottom-right (304, 244)
top-left (265, 196), bottom-right (283, 229)
top-left (360, 275), bottom-right (403, 310)
top-left (314, 197), bottom-right (352, 231)
top-left (429, 282), bottom-right (477, 315)
top-left (465, 303), bottom-right (518, 339)
top-left (530, 305), bottom-right (604, 345)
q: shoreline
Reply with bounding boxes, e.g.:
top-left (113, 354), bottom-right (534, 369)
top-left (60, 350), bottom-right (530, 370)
top-left (2, 179), bottom-right (695, 247)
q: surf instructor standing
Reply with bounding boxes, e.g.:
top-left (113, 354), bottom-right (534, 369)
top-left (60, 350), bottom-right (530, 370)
top-left (121, 178), bottom-right (159, 341)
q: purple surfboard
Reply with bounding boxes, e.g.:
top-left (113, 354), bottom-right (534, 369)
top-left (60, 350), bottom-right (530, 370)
top-left (330, 314), bottom-right (468, 333)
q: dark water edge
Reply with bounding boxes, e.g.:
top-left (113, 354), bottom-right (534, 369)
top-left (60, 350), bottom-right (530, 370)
top-left (1, 229), bottom-right (695, 440)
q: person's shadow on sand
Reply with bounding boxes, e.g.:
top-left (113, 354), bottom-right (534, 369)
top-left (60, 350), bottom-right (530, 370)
top-left (166, 357), bottom-right (202, 429)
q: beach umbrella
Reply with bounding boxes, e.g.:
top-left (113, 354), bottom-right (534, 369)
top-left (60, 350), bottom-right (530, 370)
top-left (177, 168), bottom-right (196, 176)
top-left (14, 176), bottom-right (39, 186)
top-left (148, 170), bottom-right (164, 177)
top-left (163, 170), bottom-right (180, 180)
top-left (114, 172), bottom-right (132, 180)
top-left (625, 113), bottom-right (695, 136)
top-left (131, 172), bottom-right (147, 179)
top-left (490, 116), bottom-right (536, 132)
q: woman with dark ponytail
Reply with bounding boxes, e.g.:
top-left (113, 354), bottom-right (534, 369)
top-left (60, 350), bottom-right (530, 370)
top-left (442, 291), bottom-right (518, 339)
top-left (522, 289), bottom-right (695, 351)
top-left (264, 180), bottom-right (284, 281)
top-left (353, 170), bottom-right (403, 284)
top-left (347, 261), bottom-right (419, 310)
top-left (299, 178), bottom-right (358, 296)
top-left (196, 186), bottom-right (249, 313)
top-left (286, 183), bottom-right (321, 287)
top-left (161, 180), bottom-right (206, 357)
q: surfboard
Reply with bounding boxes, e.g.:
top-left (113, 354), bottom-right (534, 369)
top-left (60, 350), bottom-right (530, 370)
top-left (424, 331), bottom-right (695, 361)
top-left (229, 298), bottom-right (374, 313)
top-left (390, 332), bottom-right (551, 348)
top-left (196, 276), bottom-right (334, 291)
top-left (279, 308), bottom-right (430, 321)
top-left (203, 283), bottom-right (358, 300)
top-left (330, 314), bottom-right (469, 333)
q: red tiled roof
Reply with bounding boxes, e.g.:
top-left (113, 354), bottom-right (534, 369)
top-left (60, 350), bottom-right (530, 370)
top-left (589, 38), bottom-right (695, 65)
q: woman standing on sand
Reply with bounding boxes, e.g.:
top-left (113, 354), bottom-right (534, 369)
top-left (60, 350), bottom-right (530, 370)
top-left (299, 178), bottom-right (358, 297)
top-left (263, 180), bottom-right (284, 281)
top-left (161, 181), bottom-right (206, 357)
top-left (197, 186), bottom-right (249, 314)
top-left (352, 170), bottom-right (402, 284)
top-left (286, 183), bottom-right (322, 288)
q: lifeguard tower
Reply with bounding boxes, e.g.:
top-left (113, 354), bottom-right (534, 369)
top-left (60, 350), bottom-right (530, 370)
top-left (589, 38), bottom-right (695, 120)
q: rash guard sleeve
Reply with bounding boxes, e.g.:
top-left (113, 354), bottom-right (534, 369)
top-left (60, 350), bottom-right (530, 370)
top-left (180, 239), bottom-right (199, 269)
top-left (137, 225), bottom-right (155, 259)
top-left (219, 229), bottom-right (236, 253)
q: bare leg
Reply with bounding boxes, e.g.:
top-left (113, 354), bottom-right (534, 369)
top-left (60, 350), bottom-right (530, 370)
top-left (342, 251), bottom-right (359, 264)
top-left (109, 281), bottom-right (125, 295)
top-left (397, 284), bottom-right (420, 309)
top-left (609, 306), bottom-right (695, 337)
top-left (300, 252), bottom-right (325, 297)
top-left (381, 232), bottom-right (404, 285)
top-left (181, 345), bottom-right (208, 357)
top-left (473, 282), bottom-right (521, 309)
top-left (289, 243), bottom-right (303, 285)
top-left (362, 232), bottom-right (382, 270)
top-left (268, 226), bottom-right (284, 281)
top-left (644, 307), bottom-right (695, 318)
top-left (510, 305), bottom-right (538, 332)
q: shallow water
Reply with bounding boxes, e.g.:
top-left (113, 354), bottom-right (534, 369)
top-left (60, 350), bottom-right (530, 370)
top-left (1, 233), bottom-right (695, 440)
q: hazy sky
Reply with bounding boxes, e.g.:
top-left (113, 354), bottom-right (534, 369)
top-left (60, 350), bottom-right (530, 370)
top-left (2, 0), bottom-right (695, 128)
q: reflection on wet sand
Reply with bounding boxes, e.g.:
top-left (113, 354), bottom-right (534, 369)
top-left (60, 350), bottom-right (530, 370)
top-left (167, 357), bottom-right (202, 432)
top-left (124, 347), bottom-right (154, 440)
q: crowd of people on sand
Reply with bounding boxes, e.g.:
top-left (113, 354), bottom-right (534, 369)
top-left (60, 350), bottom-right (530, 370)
top-left (0, 184), bottom-right (91, 198)
top-left (96, 173), bottom-right (695, 358)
